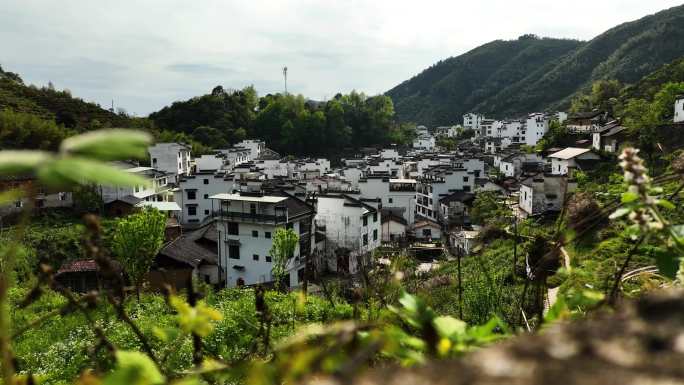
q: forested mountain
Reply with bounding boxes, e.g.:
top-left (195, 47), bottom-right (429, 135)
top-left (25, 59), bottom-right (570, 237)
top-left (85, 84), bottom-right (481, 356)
top-left (387, 4), bottom-right (684, 125)
top-left (0, 65), bottom-right (137, 130)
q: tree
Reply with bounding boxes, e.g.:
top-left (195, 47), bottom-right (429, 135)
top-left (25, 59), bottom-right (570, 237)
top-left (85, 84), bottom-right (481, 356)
top-left (269, 227), bottom-right (299, 290)
top-left (470, 191), bottom-right (508, 226)
top-left (111, 208), bottom-right (166, 299)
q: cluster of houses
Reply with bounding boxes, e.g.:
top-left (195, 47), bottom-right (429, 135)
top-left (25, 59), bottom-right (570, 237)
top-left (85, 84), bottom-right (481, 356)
top-left (4, 96), bottom-right (684, 293)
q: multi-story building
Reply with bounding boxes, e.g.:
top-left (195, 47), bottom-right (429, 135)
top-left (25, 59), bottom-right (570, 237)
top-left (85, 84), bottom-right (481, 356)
top-left (524, 113), bottom-right (549, 146)
top-left (463, 113), bottom-right (483, 134)
top-left (175, 171), bottom-right (232, 226)
top-left (235, 139), bottom-right (266, 159)
top-left (519, 174), bottom-right (576, 217)
top-left (548, 148), bottom-right (601, 177)
top-left (415, 165), bottom-right (475, 223)
top-left (314, 194), bottom-right (381, 274)
top-left (211, 191), bottom-right (315, 288)
top-left (148, 143), bottom-right (191, 183)
top-left (358, 176), bottom-right (416, 224)
top-left (101, 162), bottom-right (171, 204)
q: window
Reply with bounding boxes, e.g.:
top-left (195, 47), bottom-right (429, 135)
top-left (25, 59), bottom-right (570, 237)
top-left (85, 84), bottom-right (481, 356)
top-left (203, 179), bottom-right (209, 185)
top-left (388, 198), bottom-right (393, 204)
top-left (187, 190), bottom-right (196, 200)
top-left (373, 229), bottom-right (378, 241)
top-left (363, 234), bottom-right (368, 246)
top-left (188, 206), bottom-right (197, 216)
top-left (228, 222), bottom-right (239, 235)
top-left (463, 176), bottom-right (469, 182)
top-left (252, 230), bottom-right (258, 238)
top-left (265, 231), bottom-right (272, 239)
top-left (204, 194), bottom-right (209, 199)
top-left (363, 216), bottom-right (368, 226)
top-left (253, 254), bottom-right (259, 261)
top-left (265, 256), bottom-right (272, 262)
top-left (422, 229), bottom-right (432, 237)
top-left (229, 245), bottom-right (240, 259)
top-left (250, 203), bottom-right (257, 215)
top-left (152, 158), bottom-right (157, 165)
top-left (204, 209), bottom-right (209, 215)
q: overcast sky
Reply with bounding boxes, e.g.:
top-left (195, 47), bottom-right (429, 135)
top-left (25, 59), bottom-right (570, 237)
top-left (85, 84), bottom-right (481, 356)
top-left (2, 1), bottom-right (682, 116)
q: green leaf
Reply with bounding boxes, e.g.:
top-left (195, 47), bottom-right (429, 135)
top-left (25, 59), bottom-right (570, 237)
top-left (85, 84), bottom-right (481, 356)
top-left (609, 207), bottom-right (631, 220)
top-left (36, 157), bottom-right (149, 189)
top-left (621, 191), bottom-right (638, 203)
top-left (60, 129), bottom-right (152, 161)
top-left (656, 199), bottom-right (676, 210)
top-left (432, 316), bottom-right (466, 339)
top-left (0, 150), bottom-right (52, 175)
top-left (398, 292), bottom-right (419, 314)
top-left (104, 351), bottom-right (164, 385)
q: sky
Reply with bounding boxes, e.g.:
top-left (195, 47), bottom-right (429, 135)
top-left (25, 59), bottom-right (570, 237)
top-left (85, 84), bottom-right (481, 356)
top-left (2, 0), bottom-right (683, 116)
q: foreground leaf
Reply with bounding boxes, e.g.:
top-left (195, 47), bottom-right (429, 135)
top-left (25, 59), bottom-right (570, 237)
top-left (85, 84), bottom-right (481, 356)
top-left (0, 150), bottom-right (52, 175)
top-left (60, 129), bottom-right (152, 160)
top-left (36, 157), bottom-right (149, 188)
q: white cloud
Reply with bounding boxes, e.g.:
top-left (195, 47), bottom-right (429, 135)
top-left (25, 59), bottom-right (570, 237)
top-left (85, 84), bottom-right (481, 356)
top-left (1, 0), bottom-right (681, 115)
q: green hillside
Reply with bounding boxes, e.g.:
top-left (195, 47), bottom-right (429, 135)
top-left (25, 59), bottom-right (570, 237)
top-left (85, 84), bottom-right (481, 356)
top-left (0, 65), bottom-right (135, 130)
top-left (387, 4), bottom-right (684, 125)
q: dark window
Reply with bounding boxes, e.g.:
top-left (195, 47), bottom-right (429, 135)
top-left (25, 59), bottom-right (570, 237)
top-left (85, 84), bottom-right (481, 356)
top-left (204, 209), bottom-right (209, 215)
top-left (363, 234), bottom-right (368, 246)
top-left (228, 222), bottom-right (239, 235)
top-left (265, 231), bottom-right (272, 239)
top-left (188, 206), bottom-right (197, 216)
top-left (229, 245), bottom-right (240, 259)
top-left (265, 256), bottom-right (272, 262)
top-left (204, 194), bottom-right (209, 199)
top-left (363, 216), bottom-right (368, 226)
top-left (422, 229), bottom-right (432, 237)
top-left (286, 222), bottom-right (293, 230)
top-left (388, 198), bottom-right (393, 204)
top-left (463, 186), bottom-right (471, 192)
top-left (373, 229), bottom-right (378, 241)
top-left (250, 203), bottom-right (257, 214)
top-left (203, 179), bottom-right (209, 185)
top-left (253, 254), bottom-right (259, 261)
top-left (373, 213), bottom-right (377, 222)
top-left (187, 190), bottom-right (196, 200)
top-left (463, 176), bottom-right (469, 182)
top-left (252, 230), bottom-right (258, 238)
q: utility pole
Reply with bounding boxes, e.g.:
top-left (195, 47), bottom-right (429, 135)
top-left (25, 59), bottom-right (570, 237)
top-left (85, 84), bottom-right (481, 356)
top-left (457, 245), bottom-right (463, 319)
top-left (513, 213), bottom-right (518, 276)
top-left (283, 66), bottom-right (288, 95)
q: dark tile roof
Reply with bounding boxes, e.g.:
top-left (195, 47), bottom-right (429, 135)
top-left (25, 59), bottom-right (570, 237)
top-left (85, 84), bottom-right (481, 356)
top-left (439, 191), bottom-right (476, 205)
top-left (158, 223), bottom-right (218, 267)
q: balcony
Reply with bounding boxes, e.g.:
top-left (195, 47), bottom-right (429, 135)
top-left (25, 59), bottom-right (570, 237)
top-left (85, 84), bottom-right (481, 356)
top-left (213, 210), bottom-right (287, 224)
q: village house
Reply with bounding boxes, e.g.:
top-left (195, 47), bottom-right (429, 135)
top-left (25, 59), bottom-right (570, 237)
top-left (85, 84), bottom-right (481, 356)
top-left (101, 162), bottom-right (172, 207)
top-left (358, 176), bottom-right (416, 224)
top-left (380, 211), bottom-right (408, 243)
top-left (499, 153), bottom-right (544, 178)
top-left (565, 111), bottom-right (611, 133)
top-left (438, 190), bottom-right (475, 225)
top-left (450, 229), bottom-right (480, 255)
top-left (148, 142), bottom-right (191, 183)
top-left (314, 194), bottom-right (381, 275)
top-left (463, 113), bottom-right (484, 133)
top-left (211, 191), bottom-right (315, 288)
top-left (592, 121), bottom-right (628, 153)
top-left (175, 171), bottom-right (232, 226)
top-left (415, 165), bottom-right (475, 223)
top-left (548, 147), bottom-right (601, 177)
top-left (412, 219), bottom-right (442, 241)
top-left (675, 95), bottom-right (684, 123)
top-left (0, 174), bottom-right (72, 218)
top-left (518, 174), bottom-right (576, 217)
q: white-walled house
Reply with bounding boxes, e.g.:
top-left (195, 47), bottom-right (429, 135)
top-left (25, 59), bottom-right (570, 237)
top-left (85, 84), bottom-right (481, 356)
top-left (175, 171), bottom-right (232, 226)
top-left (548, 148), bottom-right (601, 176)
top-left (413, 134), bottom-right (436, 151)
top-left (463, 113), bottom-right (484, 134)
top-left (416, 165), bottom-right (475, 223)
top-left (314, 194), bottom-right (381, 275)
top-left (381, 212), bottom-right (408, 243)
top-left (525, 113), bottom-right (549, 146)
top-left (675, 95), bottom-right (684, 123)
top-left (592, 122), bottom-right (627, 153)
top-left (148, 143), bottom-right (191, 182)
top-left (519, 174), bottom-right (576, 216)
top-left (450, 230), bottom-right (479, 255)
top-left (101, 163), bottom-right (171, 204)
top-left (235, 139), bottom-right (265, 159)
top-left (211, 192), bottom-right (315, 288)
top-left (358, 176), bottom-right (416, 224)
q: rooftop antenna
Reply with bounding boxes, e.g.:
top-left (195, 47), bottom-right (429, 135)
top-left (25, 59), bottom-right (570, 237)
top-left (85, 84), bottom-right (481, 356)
top-left (283, 66), bottom-right (288, 95)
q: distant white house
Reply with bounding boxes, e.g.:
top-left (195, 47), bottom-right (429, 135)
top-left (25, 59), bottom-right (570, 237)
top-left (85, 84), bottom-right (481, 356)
top-left (451, 229), bottom-right (479, 255)
top-left (524, 113), bottom-right (549, 146)
top-left (548, 147), bottom-right (601, 176)
top-left (148, 143), bottom-right (191, 183)
top-left (519, 174), bottom-right (576, 216)
top-left (675, 95), bottom-right (684, 123)
top-left (235, 139), bottom-right (265, 159)
top-left (413, 134), bottom-right (436, 151)
top-left (592, 121), bottom-right (628, 153)
top-left (175, 171), bottom-right (232, 226)
top-left (463, 113), bottom-right (484, 134)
